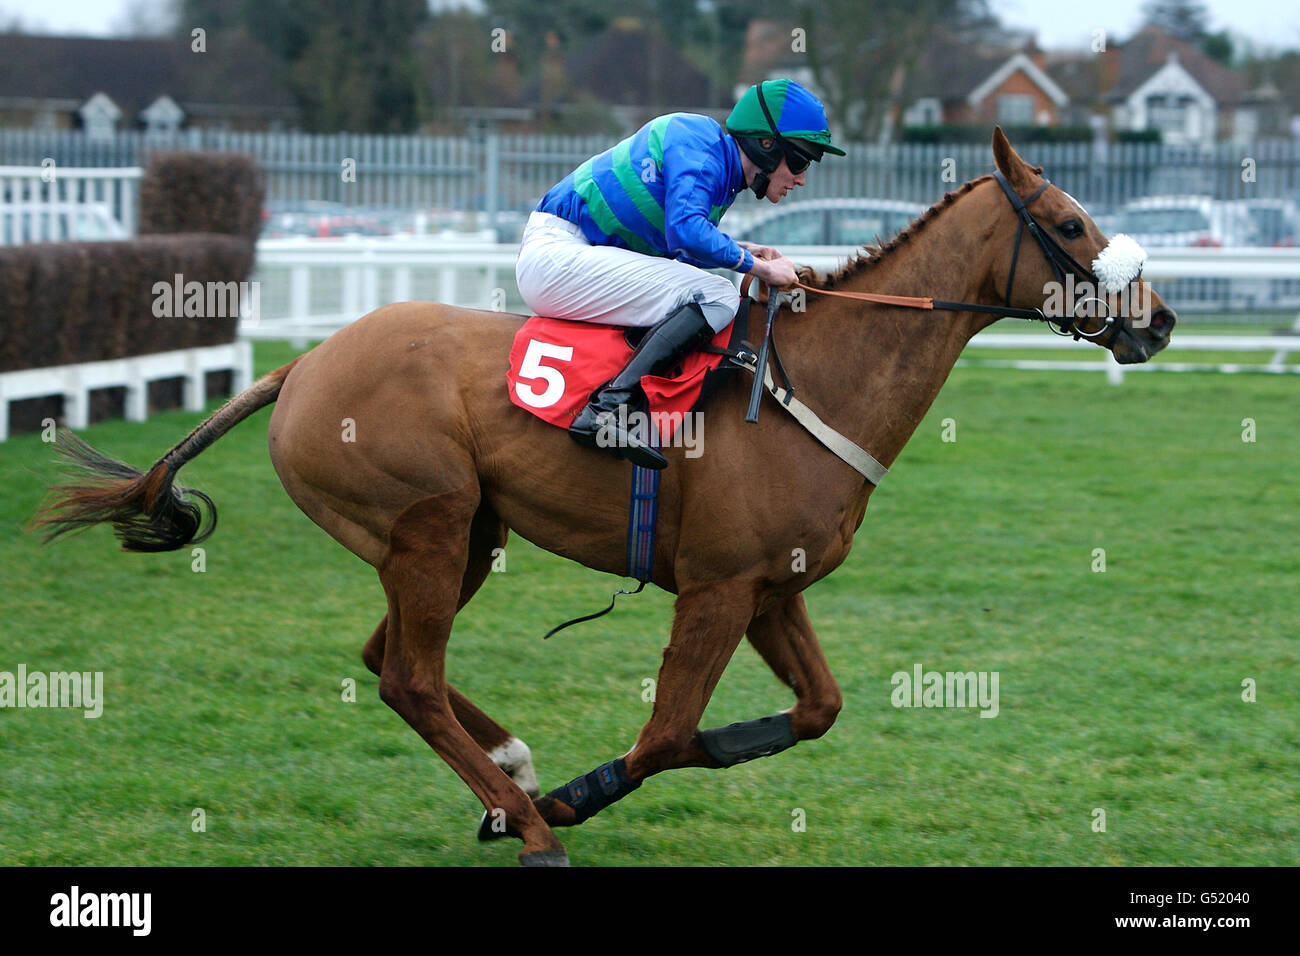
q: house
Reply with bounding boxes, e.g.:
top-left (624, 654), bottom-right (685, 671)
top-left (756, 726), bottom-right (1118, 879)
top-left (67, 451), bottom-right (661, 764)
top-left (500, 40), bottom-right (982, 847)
top-left (898, 34), bottom-right (1069, 130)
top-left (1093, 25), bottom-right (1252, 146)
top-left (0, 33), bottom-right (300, 135)
top-left (893, 25), bottom-right (1274, 146)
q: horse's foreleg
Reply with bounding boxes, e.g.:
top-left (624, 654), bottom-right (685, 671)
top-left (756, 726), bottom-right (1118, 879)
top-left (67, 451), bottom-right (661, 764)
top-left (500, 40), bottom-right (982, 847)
top-left (533, 580), bottom-right (757, 829)
top-left (744, 593), bottom-right (843, 741)
top-left (378, 486), bottom-right (564, 865)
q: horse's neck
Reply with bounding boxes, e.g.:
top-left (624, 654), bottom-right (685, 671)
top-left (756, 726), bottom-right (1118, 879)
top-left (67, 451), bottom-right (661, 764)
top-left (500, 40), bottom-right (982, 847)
top-left (779, 187), bottom-right (1002, 473)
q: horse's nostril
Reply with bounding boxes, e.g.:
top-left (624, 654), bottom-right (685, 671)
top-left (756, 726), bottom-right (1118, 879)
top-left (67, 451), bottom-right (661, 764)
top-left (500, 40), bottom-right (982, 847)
top-left (1150, 308), bottom-right (1176, 337)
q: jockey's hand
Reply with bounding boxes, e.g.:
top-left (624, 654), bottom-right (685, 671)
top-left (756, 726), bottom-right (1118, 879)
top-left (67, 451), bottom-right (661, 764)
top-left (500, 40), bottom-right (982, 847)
top-left (752, 254), bottom-right (800, 288)
top-left (738, 240), bottom-right (782, 261)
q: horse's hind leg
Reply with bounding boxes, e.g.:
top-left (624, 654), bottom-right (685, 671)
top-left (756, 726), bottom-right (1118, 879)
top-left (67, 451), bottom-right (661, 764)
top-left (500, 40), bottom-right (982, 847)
top-left (363, 504), bottom-right (540, 796)
top-left (365, 617), bottom-right (540, 798)
top-left (744, 593), bottom-right (843, 741)
top-left (377, 483), bottom-right (564, 865)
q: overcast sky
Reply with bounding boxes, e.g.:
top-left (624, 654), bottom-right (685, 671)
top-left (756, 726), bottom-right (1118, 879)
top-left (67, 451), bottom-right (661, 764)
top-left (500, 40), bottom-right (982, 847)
top-left (2, 0), bottom-right (1298, 54)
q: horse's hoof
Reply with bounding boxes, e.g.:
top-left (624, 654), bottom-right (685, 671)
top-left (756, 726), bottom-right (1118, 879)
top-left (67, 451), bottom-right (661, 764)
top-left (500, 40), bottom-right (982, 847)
top-left (519, 849), bottom-right (570, 867)
top-left (477, 810), bottom-right (508, 842)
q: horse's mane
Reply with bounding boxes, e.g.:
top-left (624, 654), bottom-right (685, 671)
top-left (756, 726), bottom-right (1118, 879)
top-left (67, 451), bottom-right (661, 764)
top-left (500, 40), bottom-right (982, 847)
top-left (809, 174), bottom-right (996, 288)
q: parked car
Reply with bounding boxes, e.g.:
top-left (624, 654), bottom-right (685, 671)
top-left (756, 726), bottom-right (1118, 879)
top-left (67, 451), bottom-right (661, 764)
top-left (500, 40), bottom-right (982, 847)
top-left (261, 201), bottom-right (401, 239)
top-left (1111, 196), bottom-right (1259, 248)
top-left (260, 200), bottom-right (349, 238)
top-left (732, 198), bottom-right (926, 247)
top-left (0, 202), bottom-right (128, 245)
top-left (1234, 198), bottom-right (1300, 247)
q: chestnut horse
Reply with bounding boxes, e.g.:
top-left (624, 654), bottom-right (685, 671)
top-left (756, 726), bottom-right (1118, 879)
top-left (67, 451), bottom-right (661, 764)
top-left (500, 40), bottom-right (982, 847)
top-left (33, 129), bottom-right (1174, 865)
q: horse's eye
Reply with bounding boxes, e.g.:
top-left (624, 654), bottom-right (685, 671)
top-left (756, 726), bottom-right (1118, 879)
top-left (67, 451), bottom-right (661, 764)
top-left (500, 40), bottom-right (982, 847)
top-left (1059, 220), bottom-right (1084, 240)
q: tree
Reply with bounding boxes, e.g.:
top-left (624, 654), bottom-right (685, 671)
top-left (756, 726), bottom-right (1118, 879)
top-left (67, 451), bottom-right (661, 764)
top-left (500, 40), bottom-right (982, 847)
top-left (177, 0), bottom-right (428, 132)
top-left (1139, 0), bottom-right (1210, 42)
top-left (1202, 29), bottom-right (1233, 65)
top-left (788, 0), bottom-right (996, 142)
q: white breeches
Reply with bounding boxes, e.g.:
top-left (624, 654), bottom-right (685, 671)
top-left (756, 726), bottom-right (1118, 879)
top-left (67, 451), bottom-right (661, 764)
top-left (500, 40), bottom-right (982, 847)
top-left (515, 211), bottom-right (741, 332)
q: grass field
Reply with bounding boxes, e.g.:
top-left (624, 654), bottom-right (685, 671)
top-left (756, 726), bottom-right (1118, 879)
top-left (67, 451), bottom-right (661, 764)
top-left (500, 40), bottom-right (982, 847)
top-left (2, 340), bottom-right (1297, 867)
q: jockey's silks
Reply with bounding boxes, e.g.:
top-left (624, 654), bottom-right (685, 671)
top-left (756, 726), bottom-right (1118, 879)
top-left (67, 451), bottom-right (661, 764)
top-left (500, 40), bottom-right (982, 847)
top-left (535, 113), bottom-right (754, 275)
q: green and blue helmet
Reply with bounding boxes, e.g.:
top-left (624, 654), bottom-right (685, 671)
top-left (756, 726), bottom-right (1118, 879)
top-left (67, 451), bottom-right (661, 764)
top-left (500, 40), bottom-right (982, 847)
top-left (726, 79), bottom-right (845, 197)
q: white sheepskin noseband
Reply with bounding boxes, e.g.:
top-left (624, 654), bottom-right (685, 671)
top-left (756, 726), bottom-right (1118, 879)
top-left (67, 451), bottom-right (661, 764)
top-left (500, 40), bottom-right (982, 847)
top-left (1092, 234), bottom-right (1147, 292)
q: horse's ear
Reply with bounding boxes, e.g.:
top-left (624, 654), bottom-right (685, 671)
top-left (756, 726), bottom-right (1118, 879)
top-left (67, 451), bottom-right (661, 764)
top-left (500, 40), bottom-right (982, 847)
top-left (991, 126), bottom-right (1036, 191)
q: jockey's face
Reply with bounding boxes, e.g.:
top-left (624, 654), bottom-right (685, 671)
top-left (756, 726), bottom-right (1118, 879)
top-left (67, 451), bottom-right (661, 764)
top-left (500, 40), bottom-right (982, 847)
top-left (757, 139), bottom-right (807, 203)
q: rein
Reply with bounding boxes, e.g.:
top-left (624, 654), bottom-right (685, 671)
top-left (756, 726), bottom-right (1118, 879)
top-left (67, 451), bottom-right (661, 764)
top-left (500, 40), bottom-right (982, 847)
top-left (732, 167), bottom-right (1144, 482)
top-left (744, 169), bottom-right (1129, 346)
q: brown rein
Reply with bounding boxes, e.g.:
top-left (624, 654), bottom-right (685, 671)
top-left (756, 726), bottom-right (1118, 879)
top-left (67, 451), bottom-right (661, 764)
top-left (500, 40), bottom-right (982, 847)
top-left (741, 273), bottom-right (934, 310)
top-left (740, 273), bottom-right (1048, 322)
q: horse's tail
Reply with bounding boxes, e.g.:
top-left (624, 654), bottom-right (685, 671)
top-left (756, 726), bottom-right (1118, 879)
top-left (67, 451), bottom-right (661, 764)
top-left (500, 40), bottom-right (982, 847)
top-left (29, 356), bottom-right (303, 553)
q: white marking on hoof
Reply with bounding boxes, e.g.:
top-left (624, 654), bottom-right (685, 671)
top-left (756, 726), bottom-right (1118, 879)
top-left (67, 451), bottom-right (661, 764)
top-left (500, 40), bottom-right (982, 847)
top-left (488, 737), bottom-right (540, 798)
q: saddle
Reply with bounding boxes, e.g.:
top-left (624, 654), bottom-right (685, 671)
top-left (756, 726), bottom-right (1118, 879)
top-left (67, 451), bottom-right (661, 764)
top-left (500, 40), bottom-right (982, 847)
top-left (506, 301), bottom-right (756, 444)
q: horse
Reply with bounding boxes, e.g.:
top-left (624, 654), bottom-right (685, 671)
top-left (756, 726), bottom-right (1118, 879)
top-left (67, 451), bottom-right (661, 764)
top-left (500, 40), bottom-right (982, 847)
top-left (32, 128), bottom-right (1175, 866)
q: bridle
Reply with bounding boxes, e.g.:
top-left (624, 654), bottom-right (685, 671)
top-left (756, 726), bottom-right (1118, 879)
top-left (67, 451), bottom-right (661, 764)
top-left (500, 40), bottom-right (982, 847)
top-left (991, 169), bottom-right (1124, 346)
top-left (730, 167), bottom-right (1156, 486)
top-left (764, 169), bottom-right (1150, 352)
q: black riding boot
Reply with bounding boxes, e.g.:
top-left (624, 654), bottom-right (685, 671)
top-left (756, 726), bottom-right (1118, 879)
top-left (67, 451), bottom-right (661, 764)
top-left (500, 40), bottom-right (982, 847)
top-left (569, 301), bottom-right (713, 469)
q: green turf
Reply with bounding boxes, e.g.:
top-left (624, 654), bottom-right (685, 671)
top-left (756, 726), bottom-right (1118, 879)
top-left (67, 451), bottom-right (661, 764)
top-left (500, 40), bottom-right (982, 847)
top-left (1, 341), bottom-right (1296, 866)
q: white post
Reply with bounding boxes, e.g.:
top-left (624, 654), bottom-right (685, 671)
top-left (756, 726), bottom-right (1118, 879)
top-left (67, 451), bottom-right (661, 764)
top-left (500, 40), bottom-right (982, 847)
top-left (62, 369), bottom-right (88, 429)
top-left (439, 265), bottom-right (457, 307)
top-left (290, 265), bottom-right (311, 350)
top-left (361, 260), bottom-right (380, 315)
top-left (125, 363), bottom-right (147, 422)
top-left (184, 352), bottom-right (205, 412)
top-left (393, 265), bottom-right (412, 303)
top-left (1106, 351), bottom-right (1125, 385)
top-left (342, 265), bottom-right (360, 320)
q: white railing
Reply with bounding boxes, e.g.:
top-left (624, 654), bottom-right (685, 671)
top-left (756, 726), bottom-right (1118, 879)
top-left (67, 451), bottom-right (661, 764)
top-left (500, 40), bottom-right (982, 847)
top-left (247, 235), bottom-right (518, 347)
top-left (0, 165), bottom-right (139, 244)
top-left (0, 342), bottom-right (252, 442)
top-left (246, 239), bottom-right (1300, 334)
top-left (242, 237), bottom-right (1300, 384)
top-left (962, 332), bottom-right (1300, 383)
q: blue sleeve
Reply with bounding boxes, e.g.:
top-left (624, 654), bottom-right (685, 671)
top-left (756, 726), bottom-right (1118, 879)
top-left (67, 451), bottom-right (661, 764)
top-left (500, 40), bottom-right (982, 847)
top-left (661, 135), bottom-right (751, 273)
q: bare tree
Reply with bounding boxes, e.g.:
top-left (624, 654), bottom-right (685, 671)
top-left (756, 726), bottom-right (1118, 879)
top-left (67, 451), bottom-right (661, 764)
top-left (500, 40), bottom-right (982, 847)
top-left (790, 0), bottom-right (997, 142)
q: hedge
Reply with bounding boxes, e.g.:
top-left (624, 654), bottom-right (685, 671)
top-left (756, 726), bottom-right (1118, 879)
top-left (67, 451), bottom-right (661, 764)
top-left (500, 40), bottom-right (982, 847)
top-left (1, 153), bottom-right (263, 433)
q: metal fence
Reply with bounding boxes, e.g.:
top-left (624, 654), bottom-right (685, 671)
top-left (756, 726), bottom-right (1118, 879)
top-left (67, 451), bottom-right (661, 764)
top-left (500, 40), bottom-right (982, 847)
top-left (2, 127), bottom-right (1298, 237)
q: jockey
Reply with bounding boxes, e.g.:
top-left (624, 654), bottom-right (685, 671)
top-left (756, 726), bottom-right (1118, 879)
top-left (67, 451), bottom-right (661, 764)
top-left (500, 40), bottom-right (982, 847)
top-left (515, 78), bottom-right (845, 469)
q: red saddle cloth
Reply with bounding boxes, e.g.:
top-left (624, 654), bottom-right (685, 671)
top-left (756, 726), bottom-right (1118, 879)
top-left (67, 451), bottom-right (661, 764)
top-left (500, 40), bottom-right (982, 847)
top-left (507, 315), bottom-right (734, 444)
